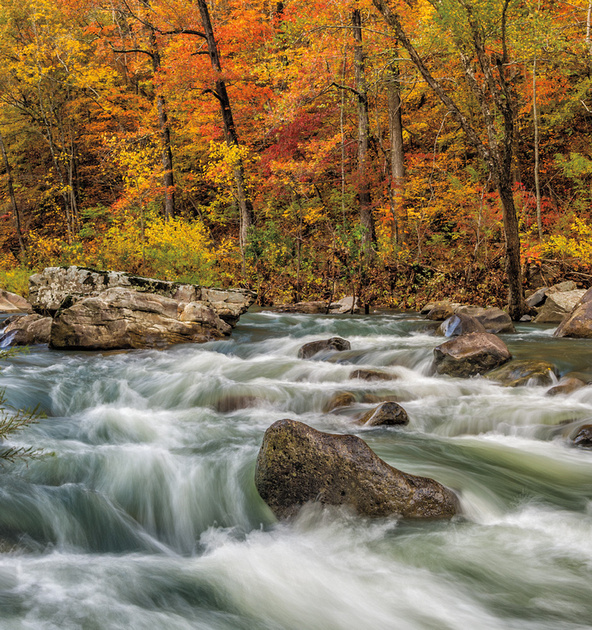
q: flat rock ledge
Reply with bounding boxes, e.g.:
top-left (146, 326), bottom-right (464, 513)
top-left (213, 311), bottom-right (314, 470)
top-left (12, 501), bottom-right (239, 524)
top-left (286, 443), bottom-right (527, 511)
top-left (254, 419), bottom-right (459, 520)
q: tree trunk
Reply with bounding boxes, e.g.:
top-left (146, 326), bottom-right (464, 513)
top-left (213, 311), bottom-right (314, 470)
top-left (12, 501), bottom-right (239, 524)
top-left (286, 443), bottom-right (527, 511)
top-left (387, 49), bottom-right (405, 244)
top-left (0, 132), bottom-right (26, 259)
top-left (197, 0), bottom-right (254, 263)
top-left (352, 8), bottom-right (374, 252)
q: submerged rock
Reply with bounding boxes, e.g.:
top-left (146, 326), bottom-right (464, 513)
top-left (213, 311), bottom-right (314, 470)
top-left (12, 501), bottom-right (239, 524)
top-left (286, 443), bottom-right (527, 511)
top-left (546, 376), bottom-right (587, 397)
top-left (433, 333), bottom-right (511, 378)
top-left (298, 337), bottom-right (351, 359)
top-left (572, 424), bottom-right (592, 448)
top-left (487, 359), bottom-right (558, 387)
top-left (349, 369), bottom-right (398, 381)
top-left (356, 402), bottom-right (409, 427)
top-left (254, 419), bottom-right (459, 519)
top-left (323, 391), bottom-right (356, 413)
top-left (50, 288), bottom-right (232, 350)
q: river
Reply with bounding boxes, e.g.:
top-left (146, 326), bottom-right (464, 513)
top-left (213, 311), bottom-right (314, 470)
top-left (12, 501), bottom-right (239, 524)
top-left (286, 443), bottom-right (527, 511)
top-left (0, 309), bottom-right (591, 629)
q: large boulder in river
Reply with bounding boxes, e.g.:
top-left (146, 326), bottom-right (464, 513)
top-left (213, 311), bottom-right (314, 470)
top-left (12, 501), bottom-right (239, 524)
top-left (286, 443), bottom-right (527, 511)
top-left (534, 289), bottom-right (586, 324)
top-left (1, 314), bottom-right (52, 345)
top-left (49, 288), bottom-right (232, 350)
top-left (554, 287), bottom-right (592, 338)
top-left (486, 359), bottom-right (558, 387)
top-left (28, 266), bottom-right (255, 324)
top-left (254, 419), bottom-right (459, 519)
top-left (433, 332), bottom-right (511, 377)
top-left (298, 337), bottom-right (351, 359)
top-left (454, 306), bottom-right (515, 333)
top-left (436, 313), bottom-right (486, 337)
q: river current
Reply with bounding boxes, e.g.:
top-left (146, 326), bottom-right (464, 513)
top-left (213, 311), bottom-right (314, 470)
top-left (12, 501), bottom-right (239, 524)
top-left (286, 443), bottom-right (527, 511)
top-left (0, 309), bottom-right (591, 629)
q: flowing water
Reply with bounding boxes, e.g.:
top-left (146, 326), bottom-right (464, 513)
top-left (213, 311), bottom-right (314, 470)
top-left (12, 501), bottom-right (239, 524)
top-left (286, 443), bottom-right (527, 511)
top-left (1, 309), bottom-right (592, 629)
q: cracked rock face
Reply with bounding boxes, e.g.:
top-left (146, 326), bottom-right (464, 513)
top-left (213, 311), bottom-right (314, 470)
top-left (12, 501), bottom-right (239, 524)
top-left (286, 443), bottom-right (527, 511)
top-left (254, 419), bottom-right (459, 520)
top-left (49, 288), bottom-right (233, 350)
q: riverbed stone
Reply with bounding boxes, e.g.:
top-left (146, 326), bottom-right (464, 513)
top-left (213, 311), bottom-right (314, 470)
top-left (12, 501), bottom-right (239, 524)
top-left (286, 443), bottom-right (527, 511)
top-left (554, 287), bottom-right (592, 338)
top-left (0, 314), bottom-right (52, 345)
top-left (546, 376), bottom-right (587, 397)
top-left (572, 424), bottom-right (592, 448)
top-left (349, 369), bottom-right (398, 381)
top-left (526, 287), bottom-right (548, 309)
top-left (49, 288), bottom-right (232, 350)
top-left (535, 290), bottom-right (586, 324)
top-left (254, 419), bottom-right (459, 519)
top-left (298, 337), bottom-right (351, 359)
top-left (436, 313), bottom-right (487, 337)
top-left (323, 391), bottom-right (356, 413)
top-left (357, 402), bottom-right (409, 427)
top-left (486, 359), bottom-right (558, 387)
top-left (433, 332), bottom-right (512, 377)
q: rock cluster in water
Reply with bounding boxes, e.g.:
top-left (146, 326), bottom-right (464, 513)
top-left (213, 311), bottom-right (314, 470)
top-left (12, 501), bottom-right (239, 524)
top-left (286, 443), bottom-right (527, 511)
top-left (255, 419), bottom-right (459, 520)
top-left (1, 266), bottom-right (256, 350)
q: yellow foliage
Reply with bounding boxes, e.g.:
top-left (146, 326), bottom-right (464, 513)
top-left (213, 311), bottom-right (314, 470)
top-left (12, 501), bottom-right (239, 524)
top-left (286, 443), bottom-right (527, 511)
top-left (545, 218), bottom-right (592, 263)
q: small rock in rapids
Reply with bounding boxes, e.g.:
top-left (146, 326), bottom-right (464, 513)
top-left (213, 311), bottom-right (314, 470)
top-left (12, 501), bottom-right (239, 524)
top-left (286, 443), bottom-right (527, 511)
top-left (487, 359), bottom-right (558, 387)
top-left (349, 369), bottom-right (398, 381)
top-left (297, 337), bottom-right (351, 359)
top-left (356, 402), bottom-right (409, 427)
top-left (323, 391), bottom-right (356, 413)
top-left (572, 424), bottom-right (592, 448)
top-left (546, 376), bottom-right (587, 397)
top-left (254, 419), bottom-right (459, 520)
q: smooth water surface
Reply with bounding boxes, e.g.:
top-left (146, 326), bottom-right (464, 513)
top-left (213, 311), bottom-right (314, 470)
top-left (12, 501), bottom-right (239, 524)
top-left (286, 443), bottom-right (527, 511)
top-left (1, 310), bottom-right (592, 629)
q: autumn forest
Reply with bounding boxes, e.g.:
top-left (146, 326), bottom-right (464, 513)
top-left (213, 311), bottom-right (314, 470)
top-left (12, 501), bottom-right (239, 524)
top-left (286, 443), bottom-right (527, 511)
top-left (0, 0), bottom-right (591, 314)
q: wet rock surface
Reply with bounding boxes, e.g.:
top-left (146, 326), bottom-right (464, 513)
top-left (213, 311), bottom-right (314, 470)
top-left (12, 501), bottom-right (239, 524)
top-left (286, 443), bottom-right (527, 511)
top-left (437, 313), bottom-right (486, 337)
top-left (349, 369), bottom-right (398, 381)
top-left (546, 376), bottom-right (587, 397)
top-left (356, 402), bottom-right (409, 427)
top-left (254, 419), bottom-right (459, 520)
top-left (298, 337), bottom-right (351, 359)
top-left (433, 333), bottom-right (512, 378)
top-left (1, 314), bottom-right (52, 346)
top-left (487, 360), bottom-right (559, 387)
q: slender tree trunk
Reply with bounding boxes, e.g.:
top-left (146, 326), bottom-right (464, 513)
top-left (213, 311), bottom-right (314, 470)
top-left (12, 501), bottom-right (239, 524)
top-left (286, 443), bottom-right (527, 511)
top-left (145, 22), bottom-right (176, 220)
top-left (532, 55), bottom-right (542, 239)
top-left (387, 49), bottom-right (405, 244)
top-left (197, 0), bottom-right (254, 264)
top-left (0, 132), bottom-right (26, 258)
top-left (352, 8), bottom-right (374, 252)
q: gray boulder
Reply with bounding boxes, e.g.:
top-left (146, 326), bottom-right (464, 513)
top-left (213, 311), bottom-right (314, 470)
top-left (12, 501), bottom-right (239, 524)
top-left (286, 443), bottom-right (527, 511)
top-left (28, 266), bottom-right (256, 324)
top-left (1, 314), bottom-right (52, 345)
top-left (525, 287), bottom-right (548, 309)
top-left (433, 332), bottom-right (512, 377)
top-left (298, 337), bottom-right (351, 359)
top-left (535, 290), bottom-right (586, 324)
top-left (554, 287), bottom-right (592, 338)
top-left (425, 302), bottom-right (456, 321)
top-left (437, 313), bottom-right (486, 337)
top-left (357, 402), bottom-right (409, 427)
top-left (486, 359), bottom-right (558, 387)
top-left (49, 288), bottom-right (232, 350)
top-left (254, 419), bottom-right (459, 519)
